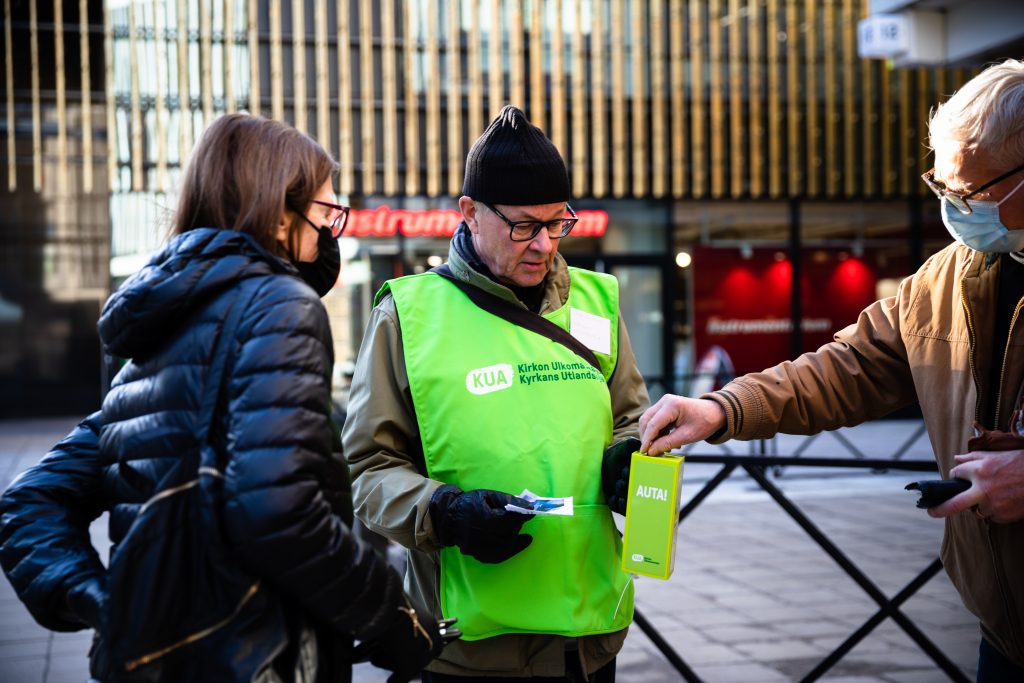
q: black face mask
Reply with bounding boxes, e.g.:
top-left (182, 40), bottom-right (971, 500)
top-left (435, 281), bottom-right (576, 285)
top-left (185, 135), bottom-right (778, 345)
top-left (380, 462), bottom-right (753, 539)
top-left (293, 225), bottom-right (341, 298)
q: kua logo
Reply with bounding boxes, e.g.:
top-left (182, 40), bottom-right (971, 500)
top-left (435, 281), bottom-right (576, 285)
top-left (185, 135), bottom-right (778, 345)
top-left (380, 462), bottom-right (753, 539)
top-left (466, 364), bottom-right (514, 395)
top-left (632, 553), bottom-right (659, 565)
top-left (635, 484), bottom-right (669, 501)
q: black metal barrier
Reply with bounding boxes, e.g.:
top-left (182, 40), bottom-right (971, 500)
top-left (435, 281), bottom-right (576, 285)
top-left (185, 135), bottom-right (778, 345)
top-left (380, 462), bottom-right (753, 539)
top-left (632, 455), bottom-right (971, 683)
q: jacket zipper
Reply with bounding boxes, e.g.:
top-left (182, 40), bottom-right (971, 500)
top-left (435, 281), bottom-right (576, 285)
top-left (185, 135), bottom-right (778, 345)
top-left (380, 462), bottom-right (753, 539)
top-left (993, 297), bottom-right (1024, 428)
top-left (960, 279), bottom-right (982, 424)
top-left (137, 467), bottom-right (223, 515)
top-left (123, 581), bottom-right (262, 671)
top-left (137, 479), bottom-right (199, 515)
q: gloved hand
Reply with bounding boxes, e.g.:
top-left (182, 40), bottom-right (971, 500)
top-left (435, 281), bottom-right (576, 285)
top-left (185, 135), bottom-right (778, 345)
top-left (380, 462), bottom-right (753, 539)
top-left (362, 594), bottom-right (456, 683)
top-left (65, 576), bottom-right (108, 633)
top-left (429, 485), bottom-right (534, 563)
top-left (602, 438), bottom-right (640, 515)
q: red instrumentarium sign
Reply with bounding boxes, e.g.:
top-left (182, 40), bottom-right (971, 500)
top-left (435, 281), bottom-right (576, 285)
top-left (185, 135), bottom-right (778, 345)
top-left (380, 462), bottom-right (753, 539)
top-left (345, 206), bottom-right (609, 238)
top-left (691, 246), bottom-right (877, 375)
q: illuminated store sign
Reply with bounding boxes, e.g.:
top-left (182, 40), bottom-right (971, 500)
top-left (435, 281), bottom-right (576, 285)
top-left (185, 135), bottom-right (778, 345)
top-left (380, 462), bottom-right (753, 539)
top-left (346, 206), bottom-right (609, 238)
top-left (692, 246), bottom-right (877, 374)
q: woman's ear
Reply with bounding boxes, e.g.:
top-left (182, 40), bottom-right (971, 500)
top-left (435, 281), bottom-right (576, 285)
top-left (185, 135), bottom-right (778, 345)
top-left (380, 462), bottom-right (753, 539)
top-left (275, 210), bottom-right (291, 246)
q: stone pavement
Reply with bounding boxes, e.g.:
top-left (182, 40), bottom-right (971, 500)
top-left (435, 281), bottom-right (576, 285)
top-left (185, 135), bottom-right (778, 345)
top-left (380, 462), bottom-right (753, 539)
top-left (0, 417), bottom-right (978, 682)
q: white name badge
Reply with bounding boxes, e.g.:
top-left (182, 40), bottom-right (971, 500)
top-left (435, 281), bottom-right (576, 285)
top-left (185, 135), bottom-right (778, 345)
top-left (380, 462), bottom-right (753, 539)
top-left (569, 308), bottom-right (611, 356)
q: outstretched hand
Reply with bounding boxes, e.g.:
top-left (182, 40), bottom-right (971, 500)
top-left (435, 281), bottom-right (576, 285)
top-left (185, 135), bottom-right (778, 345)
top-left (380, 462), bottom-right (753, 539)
top-left (928, 449), bottom-right (1024, 523)
top-left (639, 395), bottom-right (727, 455)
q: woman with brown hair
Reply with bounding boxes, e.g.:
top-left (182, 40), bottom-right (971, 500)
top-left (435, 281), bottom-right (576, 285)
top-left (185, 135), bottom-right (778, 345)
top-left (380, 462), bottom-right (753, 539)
top-left (0, 113), bottom-right (451, 682)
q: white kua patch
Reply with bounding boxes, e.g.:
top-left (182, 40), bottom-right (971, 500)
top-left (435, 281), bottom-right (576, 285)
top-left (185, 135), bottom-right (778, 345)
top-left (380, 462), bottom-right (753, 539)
top-left (466, 363), bottom-right (515, 395)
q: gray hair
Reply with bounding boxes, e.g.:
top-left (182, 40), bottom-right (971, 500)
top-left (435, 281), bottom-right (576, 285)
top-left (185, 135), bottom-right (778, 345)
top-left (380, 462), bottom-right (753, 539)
top-left (928, 58), bottom-right (1024, 170)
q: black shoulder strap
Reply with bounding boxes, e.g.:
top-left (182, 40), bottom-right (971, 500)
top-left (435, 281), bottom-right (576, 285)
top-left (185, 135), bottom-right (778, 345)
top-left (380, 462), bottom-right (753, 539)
top-left (197, 291), bottom-right (248, 446)
top-left (431, 264), bottom-right (601, 373)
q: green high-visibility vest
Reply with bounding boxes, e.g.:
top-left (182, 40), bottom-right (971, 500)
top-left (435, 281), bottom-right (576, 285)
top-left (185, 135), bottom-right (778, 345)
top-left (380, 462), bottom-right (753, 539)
top-left (381, 268), bottom-right (634, 641)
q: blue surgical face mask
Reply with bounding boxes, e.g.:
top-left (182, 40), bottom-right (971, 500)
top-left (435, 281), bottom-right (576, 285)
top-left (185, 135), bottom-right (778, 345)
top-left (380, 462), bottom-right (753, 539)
top-left (940, 175), bottom-right (1024, 252)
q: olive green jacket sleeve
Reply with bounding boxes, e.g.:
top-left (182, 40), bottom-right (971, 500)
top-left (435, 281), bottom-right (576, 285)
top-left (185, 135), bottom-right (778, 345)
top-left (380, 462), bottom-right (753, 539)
top-left (342, 295), bottom-right (445, 553)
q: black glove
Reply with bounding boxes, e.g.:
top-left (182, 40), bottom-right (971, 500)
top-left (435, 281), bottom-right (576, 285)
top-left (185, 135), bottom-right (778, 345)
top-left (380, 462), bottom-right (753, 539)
top-left (429, 485), bottom-right (534, 563)
top-left (602, 438), bottom-right (640, 515)
top-left (362, 594), bottom-right (454, 683)
top-left (65, 576), bottom-right (108, 633)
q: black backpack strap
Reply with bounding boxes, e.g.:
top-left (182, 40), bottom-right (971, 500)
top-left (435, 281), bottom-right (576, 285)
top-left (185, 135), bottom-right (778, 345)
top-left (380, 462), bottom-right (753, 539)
top-left (431, 264), bottom-right (602, 373)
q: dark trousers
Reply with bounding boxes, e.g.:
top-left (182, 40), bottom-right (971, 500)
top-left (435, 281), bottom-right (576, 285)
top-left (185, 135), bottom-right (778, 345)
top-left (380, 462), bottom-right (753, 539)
top-left (421, 655), bottom-right (615, 683)
top-left (978, 638), bottom-right (1024, 683)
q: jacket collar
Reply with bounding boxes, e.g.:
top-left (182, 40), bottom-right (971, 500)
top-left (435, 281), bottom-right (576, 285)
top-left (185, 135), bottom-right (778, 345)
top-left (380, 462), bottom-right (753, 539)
top-left (446, 222), bottom-right (571, 315)
top-left (98, 228), bottom-right (290, 359)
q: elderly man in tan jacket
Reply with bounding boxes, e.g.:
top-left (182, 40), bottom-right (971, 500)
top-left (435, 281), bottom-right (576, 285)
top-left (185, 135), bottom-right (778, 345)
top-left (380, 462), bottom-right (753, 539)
top-left (641, 59), bottom-right (1024, 682)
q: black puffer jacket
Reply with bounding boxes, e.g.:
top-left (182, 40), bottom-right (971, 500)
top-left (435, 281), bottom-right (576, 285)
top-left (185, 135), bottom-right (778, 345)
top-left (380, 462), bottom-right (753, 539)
top-left (0, 228), bottom-right (401, 681)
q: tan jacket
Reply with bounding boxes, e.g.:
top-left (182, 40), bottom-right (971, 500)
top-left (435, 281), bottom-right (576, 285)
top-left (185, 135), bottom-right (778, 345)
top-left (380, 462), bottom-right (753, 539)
top-left (707, 243), bottom-right (1024, 666)
top-left (342, 237), bottom-right (650, 677)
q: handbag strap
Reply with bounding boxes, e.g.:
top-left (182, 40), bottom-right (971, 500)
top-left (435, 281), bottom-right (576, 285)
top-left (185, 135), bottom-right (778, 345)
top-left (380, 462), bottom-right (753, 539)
top-left (431, 264), bottom-right (601, 373)
top-left (196, 291), bottom-right (248, 446)
top-left (134, 288), bottom-right (248, 508)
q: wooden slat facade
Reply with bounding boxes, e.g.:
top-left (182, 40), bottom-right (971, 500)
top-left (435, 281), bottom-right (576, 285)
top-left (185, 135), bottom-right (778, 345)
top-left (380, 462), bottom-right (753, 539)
top-left (591, 0), bottom-right (607, 198)
top-left (609, 0), bottom-right (625, 197)
top-left (29, 0), bottom-right (41, 191)
top-left (447, 2), bottom-right (463, 196)
top-left (54, 0), bottom-right (68, 195)
top-left (467, 0), bottom-right (484, 152)
top-left (649, 0), bottom-right (666, 198)
top-left (337, 0), bottom-right (354, 195)
top-left (3, 0), bottom-right (14, 191)
top-left (551, 0), bottom-right (567, 161)
top-left (630, 0), bottom-right (647, 197)
top-left (668, 0), bottom-right (684, 198)
top-left (291, 0), bottom-right (307, 133)
top-left (708, 0), bottom-right (724, 198)
top-left (79, 0), bottom-right (93, 192)
top-left (315, 0), bottom-right (331, 147)
top-left (748, 0), bottom-right (763, 198)
top-left (380, 0), bottom-right (398, 195)
top-left (152, 0), bottom-right (167, 192)
top-left (2, 0), bottom-right (967, 203)
top-left (690, 0), bottom-right (706, 197)
top-left (570, 0), bottom-right (586, 198)
top-left (424, 0), bottom-right (440, 196)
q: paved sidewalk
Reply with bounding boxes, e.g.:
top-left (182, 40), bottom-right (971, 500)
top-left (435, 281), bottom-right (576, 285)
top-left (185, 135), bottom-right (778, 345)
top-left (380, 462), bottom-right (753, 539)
top-left (0, 418), bottom-right (977, 682)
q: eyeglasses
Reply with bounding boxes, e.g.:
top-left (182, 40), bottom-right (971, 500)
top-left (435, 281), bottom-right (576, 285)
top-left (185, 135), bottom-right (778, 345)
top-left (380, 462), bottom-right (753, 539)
top-left (305, 199), bottom-right (351, 238)
top-left (921, 161), bottom-right (1024, 215)
top-left (483, 202), bottom-right (579, 242)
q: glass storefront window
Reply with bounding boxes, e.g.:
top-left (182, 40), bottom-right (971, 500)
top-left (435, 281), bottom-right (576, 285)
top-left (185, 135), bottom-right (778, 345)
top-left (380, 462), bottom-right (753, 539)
top-left (575, 199), bottom-right (666, 255)
top-left (611, 264), bottom-right (664, 382)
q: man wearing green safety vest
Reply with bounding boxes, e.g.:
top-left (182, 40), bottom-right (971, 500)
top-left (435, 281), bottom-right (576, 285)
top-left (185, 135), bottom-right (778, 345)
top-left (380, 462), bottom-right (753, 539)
top-left (343, 105), bottom-right (650, 681)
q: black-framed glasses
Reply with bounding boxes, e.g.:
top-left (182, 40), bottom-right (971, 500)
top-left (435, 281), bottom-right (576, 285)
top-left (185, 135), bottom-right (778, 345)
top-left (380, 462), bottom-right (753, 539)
top-left (302, 199), bottom-right (351, 238)
top-left (483, 202), bottom-right (579, 242)
top-left (922, 161), bottom-right (1024, 215)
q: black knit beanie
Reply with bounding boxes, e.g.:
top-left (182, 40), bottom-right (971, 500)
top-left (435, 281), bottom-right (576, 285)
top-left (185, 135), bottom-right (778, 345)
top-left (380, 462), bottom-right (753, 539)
top-left (462, 105), bottom-right (570, 205)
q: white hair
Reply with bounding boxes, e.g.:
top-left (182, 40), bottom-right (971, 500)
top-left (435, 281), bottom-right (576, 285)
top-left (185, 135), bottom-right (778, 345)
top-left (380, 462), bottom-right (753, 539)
top-left (928, 58), bottom-right (1024, 170)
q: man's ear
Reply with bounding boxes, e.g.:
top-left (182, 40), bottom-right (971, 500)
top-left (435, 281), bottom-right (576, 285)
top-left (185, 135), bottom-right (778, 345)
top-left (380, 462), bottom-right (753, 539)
top-left (459, 196), bottom-right (479, 234)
